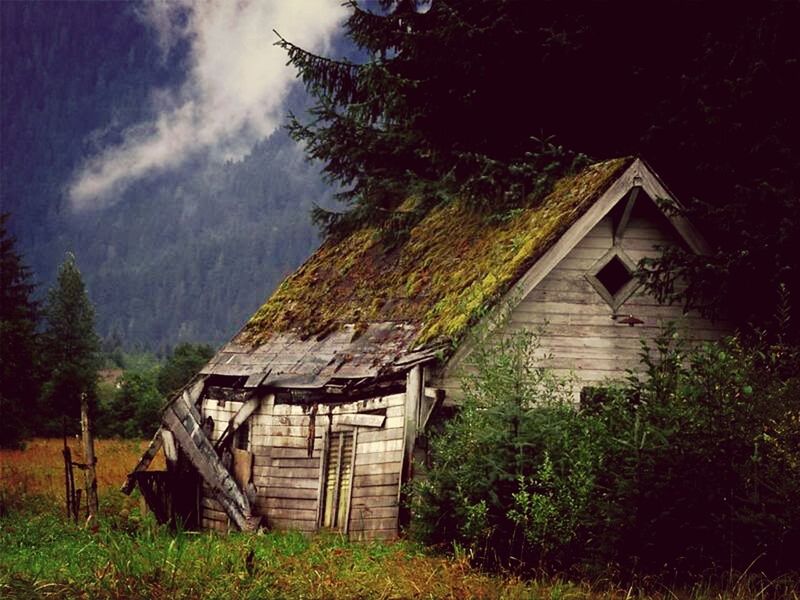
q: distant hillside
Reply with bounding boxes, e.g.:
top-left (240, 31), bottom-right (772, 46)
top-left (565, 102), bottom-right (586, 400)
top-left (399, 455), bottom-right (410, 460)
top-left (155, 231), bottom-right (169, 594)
top-left (1, 2), bottom-right (331, 351)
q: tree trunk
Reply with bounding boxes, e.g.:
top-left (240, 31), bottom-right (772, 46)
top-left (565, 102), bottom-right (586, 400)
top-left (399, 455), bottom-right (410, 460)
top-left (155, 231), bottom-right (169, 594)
top-left (80, 393), bottom-right (98, 520)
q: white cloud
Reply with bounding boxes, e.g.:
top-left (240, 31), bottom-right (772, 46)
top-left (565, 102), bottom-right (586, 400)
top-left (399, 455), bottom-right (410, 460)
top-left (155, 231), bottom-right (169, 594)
top-left (69, 0), bottom-right (348, 209)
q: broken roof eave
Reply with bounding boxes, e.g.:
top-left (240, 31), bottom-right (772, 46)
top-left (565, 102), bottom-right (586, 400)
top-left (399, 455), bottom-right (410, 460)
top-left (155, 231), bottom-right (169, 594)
top-left (199, 320), bottom-right (445, 393)
top-left (190, 157), bottom-right (650, 403)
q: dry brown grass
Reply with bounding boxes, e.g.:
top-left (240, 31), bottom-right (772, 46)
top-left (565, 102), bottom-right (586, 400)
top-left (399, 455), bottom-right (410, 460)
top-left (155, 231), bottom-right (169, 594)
top-left (0, 437), bottom-right (163, 504)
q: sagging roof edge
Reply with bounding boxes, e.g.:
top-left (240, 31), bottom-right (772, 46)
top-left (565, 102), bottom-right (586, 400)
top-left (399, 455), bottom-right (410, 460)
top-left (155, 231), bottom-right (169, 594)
top-left (121, 353), bottom-right (439, 498)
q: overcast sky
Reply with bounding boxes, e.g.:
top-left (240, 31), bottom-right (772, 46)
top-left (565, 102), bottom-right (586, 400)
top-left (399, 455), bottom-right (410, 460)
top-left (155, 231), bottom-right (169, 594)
top-left (68, 0), bottom-right (348, 209)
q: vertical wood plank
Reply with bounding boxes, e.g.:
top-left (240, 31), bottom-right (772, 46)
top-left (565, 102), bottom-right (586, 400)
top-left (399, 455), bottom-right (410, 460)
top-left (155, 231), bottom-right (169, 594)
top-left (401, 366), bottom-right (422, 498)
top-left (315, 427), bottom-right (329, 529)
top-left (81, 393), bottom-right (98, 519)
top-left (331, 432), bottom-right (344, 527)
top-left (344, 426), bottom-right (358, 535)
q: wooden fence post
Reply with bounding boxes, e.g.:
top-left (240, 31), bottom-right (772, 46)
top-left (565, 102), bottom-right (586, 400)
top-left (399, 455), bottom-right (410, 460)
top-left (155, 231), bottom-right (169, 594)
top-left (62, 433), bottom-right (74, 520)
top-left (81, 393), bottom-right (98, 520)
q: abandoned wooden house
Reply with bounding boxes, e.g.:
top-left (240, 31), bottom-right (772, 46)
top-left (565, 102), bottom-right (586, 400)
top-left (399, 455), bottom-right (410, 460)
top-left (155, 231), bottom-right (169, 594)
top-left (123, 157), bottom-right (728, 539)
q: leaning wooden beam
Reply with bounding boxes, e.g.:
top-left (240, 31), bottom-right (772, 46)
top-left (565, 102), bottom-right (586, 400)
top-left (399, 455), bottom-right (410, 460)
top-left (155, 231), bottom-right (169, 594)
top-left (121, 374), bottom-right (207, 494)
top-left (121, 428), bottom-right (163, 495)
top-left (419, 388), bottom-right (445, 432)
top-left (613, 186), bottom-right (640, 244)
top-left (164, 393), bottom-right (256, 531)
top-left (214, 393), bottom-right (264, 451)
top-left (161, 429), bottom-right (178, 469)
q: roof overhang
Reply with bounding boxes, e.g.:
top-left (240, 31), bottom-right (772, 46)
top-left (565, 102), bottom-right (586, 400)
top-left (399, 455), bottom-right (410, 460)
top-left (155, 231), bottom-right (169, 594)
top-left (200, 321), bottom-right (444, 395)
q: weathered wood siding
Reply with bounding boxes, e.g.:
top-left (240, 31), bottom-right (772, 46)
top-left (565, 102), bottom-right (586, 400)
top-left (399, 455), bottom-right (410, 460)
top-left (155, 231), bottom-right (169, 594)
top-left (198, 391), bottom-right (242, 532)
top-left (434, 200), bottom-right (730, 398)
top-left (198, 391), bottom-right (406, 539)
top-left (253, 399), bottom-right (323, 532)
top-left (348, 393), bottom-right (405, 541)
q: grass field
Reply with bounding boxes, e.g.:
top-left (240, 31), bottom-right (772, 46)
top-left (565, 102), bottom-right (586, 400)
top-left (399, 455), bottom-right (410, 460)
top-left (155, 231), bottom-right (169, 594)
top-left (1, 439), bottom-right (796, 599)
top-left (1, 437), bottom-right (163, 500)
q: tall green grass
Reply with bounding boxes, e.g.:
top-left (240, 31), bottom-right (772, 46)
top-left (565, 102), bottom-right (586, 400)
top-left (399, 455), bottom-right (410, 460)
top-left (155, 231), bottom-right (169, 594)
top-left (2, 435), bottom-right (797, 600)
top-left (2, 499), bottom-right (798, 600)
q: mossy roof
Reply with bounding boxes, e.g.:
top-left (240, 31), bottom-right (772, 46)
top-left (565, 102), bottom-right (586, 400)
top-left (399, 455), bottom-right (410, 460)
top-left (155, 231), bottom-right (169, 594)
top-left (240, 157), bottom-right (633, 352)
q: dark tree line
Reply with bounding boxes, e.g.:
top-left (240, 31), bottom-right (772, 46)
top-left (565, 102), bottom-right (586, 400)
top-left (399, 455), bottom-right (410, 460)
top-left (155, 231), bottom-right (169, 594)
top-left (0, 217), bottom-right (215, 446)
top-left (0, 220), bottom-right (97, 446)
top-left (0, 214), bottom-right (39, 447)
top-left (283, 0), bottom-right (800, 339)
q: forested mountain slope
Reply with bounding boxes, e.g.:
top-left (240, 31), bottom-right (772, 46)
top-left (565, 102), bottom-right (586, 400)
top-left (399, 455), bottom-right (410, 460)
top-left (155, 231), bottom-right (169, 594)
top-left (1, 2), bottom-right (331, 351)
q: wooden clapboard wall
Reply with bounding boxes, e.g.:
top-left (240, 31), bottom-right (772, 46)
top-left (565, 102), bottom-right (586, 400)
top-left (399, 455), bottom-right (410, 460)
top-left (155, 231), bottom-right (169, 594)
top-left (347, 393), bottom-right (405, 541)
top-left (199, 390), bottom-right (242, 532)
top-left (433, 199), bottom-right (730, 399)
top-left (252, 399), bottom-right (323, 533)
top-left (198, 390), bottom-right (407, 539)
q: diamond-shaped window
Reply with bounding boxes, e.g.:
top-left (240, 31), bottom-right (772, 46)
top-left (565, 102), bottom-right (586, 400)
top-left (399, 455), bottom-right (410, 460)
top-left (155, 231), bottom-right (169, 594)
top-left (586, 249), bottom-right (639, 310)
top-left (595, 255), bottom-right (633, 297)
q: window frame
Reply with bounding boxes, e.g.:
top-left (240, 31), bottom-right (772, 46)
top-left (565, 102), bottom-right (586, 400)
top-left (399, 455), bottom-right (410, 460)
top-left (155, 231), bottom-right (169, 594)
top-left (585, 246), bottom-right (641, 312)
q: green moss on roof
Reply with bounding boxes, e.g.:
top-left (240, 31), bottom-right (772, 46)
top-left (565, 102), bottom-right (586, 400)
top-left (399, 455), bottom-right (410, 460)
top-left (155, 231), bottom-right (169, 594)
top-left (241, 157), bottom-right (632, 349)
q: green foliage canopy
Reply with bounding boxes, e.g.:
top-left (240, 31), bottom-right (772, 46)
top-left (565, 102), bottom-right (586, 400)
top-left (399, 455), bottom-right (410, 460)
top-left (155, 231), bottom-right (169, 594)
top-left (411, 328), bottom-right (800, 578)
top-left (96, 368), bottom-right (162, 439)
top-left (156, 342), bottom-right (215, 397)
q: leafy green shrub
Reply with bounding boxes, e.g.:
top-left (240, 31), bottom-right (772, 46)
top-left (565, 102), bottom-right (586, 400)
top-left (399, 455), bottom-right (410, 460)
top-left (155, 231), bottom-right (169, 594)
top-left (410, 326), bottom-right (800, 579)
top-left (589, 331), bottom-right (800, 577)
top-left (156, 342), bottom-right (215, 396)
top-left (409, 328), bottom-right (603, 569)
top-left (96, 368), bottom-right (162, 438)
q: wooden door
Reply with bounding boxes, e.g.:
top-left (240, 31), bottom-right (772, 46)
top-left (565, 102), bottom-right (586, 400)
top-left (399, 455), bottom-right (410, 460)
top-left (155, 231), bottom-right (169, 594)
top-left (322, 430), bottom-right (354, 530)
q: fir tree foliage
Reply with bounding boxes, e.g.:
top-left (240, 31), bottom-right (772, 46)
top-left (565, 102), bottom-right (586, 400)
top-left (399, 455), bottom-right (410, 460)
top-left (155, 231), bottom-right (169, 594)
top-left (0, 214), bottom-right (39, 447)
top-left (282, 1), bottom-right (800, 338)
top-left (279, 0), bottom-right (589, 237)
top-left (40, 252), bottom-right (100, 434)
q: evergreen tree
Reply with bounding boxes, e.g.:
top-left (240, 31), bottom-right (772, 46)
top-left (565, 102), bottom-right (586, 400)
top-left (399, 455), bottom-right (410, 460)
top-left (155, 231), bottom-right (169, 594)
top-left (0, 214), bottom-right (39, 448)
top-left (282, 1), bottom-right (799, 338)
top-left (281, 0), bottom-right (593, 236)
top-left (40, 253), bottom-right (100, 435)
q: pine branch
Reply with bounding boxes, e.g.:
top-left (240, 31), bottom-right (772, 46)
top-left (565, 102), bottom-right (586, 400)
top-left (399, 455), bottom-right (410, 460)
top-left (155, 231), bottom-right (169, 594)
top-left (273, 29), bottom-right (360, 105)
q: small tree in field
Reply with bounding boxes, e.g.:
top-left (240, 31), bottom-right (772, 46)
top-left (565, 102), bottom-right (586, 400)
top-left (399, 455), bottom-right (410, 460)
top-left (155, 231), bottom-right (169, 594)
top-left (41, 253), bottom-right (102, 519)
top-left (40, 253), bottom-right (100, 435)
